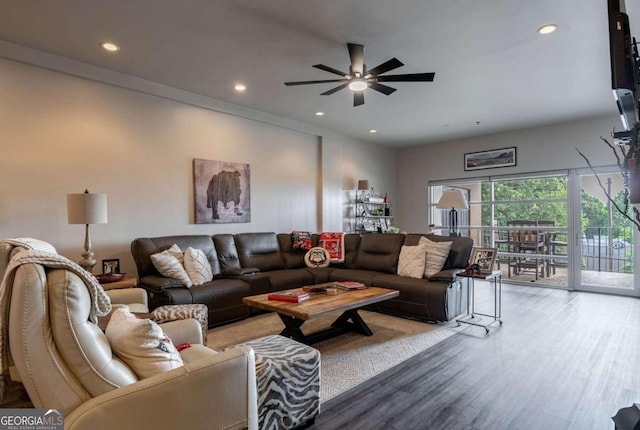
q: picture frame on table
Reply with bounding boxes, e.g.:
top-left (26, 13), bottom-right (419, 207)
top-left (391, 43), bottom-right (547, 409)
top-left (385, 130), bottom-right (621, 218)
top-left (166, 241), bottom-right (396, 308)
top-left (102, 258), bottom-right (120, 274)
top-left (469, 247), bottom-right (498, 274)
top-left (464, 147), bottom-right (516, 171)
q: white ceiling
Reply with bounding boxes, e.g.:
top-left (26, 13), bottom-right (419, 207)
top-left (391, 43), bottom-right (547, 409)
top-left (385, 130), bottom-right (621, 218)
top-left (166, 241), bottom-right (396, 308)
top-left (0, 0), bottom-right (637, 147)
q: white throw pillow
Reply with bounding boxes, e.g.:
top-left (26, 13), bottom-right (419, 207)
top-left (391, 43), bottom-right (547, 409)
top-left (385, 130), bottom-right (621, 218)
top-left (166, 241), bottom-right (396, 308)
top-left (150, 245), bottom-right (192, 287)
top-left (397, 243), bottom-right (428, 279)
top-left (165, 243), bottom-right (184, 264)
top-left (106, 308), bottom-right (183, 379)
top-left (183, 247), bottom-right (214, 286)
top-left (419, 236), bottom-right (453, 278)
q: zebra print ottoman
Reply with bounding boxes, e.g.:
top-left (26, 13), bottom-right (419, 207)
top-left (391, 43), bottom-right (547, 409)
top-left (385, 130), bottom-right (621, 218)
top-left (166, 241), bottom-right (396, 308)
top-left (230, 335), bottom-right (320, 430)
top-left (152, 304), bottom-right (208, 345)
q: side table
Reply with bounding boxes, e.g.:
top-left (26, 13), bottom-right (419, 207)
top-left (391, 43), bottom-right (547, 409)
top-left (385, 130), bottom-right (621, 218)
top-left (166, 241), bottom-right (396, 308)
top-left (100, 277), bottom-right (138, 290)
top-left (456, 270), bottom-right (503, 333)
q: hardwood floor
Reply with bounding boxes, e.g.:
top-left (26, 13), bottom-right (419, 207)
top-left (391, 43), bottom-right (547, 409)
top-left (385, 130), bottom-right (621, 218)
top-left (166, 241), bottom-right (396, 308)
top-left (310, 282), bottom-right (640, 430)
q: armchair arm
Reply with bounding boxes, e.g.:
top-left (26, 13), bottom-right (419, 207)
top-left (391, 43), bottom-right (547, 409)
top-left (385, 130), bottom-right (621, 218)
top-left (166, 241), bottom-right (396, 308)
top-left (66, 346), bottom-right (258, 430)
top-left (160, 318), bottom-right (204, 346)
top-left (107, 288), bottom-right (148, 308)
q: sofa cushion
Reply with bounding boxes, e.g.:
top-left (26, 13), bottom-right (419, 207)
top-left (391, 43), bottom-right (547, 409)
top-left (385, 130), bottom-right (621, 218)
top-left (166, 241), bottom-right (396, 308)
top-left (397, 243), bottom-right (427, 279)
top-left (213, 234), bottom-right (242, 275)
top-left (184, 247), bottom-right (214, 286)
top-left (235, 233), bottom-right (286, 271)
top-left (419, 236), bottom-right (453, 278)
top-left (328, 268), bottom-right (379, 286)
top-left (265, 269), bottom-right (315, 291)
top-left (106, 308), bottom-right (183, 379)
top-left (354, 233), bottom-right (405, 274)
top-left (150, 247), bottom-right (193, 287)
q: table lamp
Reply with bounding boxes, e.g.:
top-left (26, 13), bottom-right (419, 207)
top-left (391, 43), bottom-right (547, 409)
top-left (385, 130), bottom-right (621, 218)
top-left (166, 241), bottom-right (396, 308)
top-left (67, 189), bottom-right (108, 272)
top-left (436, 189), bottom-right (468, 236)
top-left (357, 180), bottom-right (370, 202)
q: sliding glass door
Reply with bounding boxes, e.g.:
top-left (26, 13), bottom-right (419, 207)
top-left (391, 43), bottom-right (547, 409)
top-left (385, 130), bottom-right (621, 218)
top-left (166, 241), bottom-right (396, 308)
top-left (572, 168), bottom-right (636, 295)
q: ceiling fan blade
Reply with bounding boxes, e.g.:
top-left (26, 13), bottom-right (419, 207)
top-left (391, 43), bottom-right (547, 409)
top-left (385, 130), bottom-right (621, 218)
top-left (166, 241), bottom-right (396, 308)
top-left (313, 64), bottom-right (348, 77)
top-left (370, 82), bottom-right (397, 95)
top-left (354, 91), bottom-right (365, 107)
top-left (321, 83), bottom-right (349, 95)
top-left (377, 72), bottom-right (435, 82)
top-left (348, 43), bottom-right (364, 75)
top-left (284, 79), bottom-right (348, 86)
top-left (366, 58), bottom-right (404, 77)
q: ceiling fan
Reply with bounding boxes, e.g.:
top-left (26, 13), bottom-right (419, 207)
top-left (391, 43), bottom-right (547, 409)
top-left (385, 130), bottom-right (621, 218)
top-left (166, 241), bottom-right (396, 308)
top-left (284, 43), bottom-right (435, 107)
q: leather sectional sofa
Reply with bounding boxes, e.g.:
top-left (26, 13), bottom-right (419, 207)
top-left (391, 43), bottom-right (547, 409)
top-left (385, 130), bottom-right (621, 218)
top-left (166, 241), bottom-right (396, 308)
top-left (131, 233), bottom-right (474, 327)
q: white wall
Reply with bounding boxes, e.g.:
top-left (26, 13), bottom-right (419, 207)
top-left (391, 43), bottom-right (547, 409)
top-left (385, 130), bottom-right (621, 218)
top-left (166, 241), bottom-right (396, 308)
top-left (0, 56), bottom-right (395, 275)
top-left (395, 115), bottom-right (624, 233)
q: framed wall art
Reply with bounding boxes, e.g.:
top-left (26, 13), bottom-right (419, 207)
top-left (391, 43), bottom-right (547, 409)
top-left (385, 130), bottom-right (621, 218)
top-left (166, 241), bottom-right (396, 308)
top-left (193, 158), bottom-right (251, 224)
top-left (464, 147), bottom-right (516, 171)
top-left (469, 247), bottom-right (498, 274)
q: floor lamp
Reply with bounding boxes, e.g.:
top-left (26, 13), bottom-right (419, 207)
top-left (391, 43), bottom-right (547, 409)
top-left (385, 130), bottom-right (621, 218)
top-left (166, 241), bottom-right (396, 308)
top-left (436, 189), bottom-right (468, 236)
top-left (67, 189), bottom-right (108, 273)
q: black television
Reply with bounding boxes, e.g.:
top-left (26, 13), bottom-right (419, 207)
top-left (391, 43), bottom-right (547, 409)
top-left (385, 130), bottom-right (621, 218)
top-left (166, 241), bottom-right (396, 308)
top-left (608, 0), bottom-right (639, 131)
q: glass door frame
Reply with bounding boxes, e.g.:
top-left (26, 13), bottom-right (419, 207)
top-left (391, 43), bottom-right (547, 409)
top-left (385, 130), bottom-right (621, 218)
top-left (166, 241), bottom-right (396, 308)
top-left (570, 167), bottom-right (639, 296)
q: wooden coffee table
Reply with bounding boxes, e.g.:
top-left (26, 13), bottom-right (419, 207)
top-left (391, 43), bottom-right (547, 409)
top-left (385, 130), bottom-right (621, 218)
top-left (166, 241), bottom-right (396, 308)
top-left (243, 286), bottom-right (399, 344)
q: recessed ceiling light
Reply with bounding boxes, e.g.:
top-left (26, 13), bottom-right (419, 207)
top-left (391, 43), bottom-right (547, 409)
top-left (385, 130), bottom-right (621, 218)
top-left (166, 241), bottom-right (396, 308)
top-left (369, 129), bottom-right (377, 134)
top-left (100, 42), bottom-right (120, 52)
top-left (315, 112), bottom-right (325, 116)
top-left (234, 83), bottom-right (247, 92)
top-left (537, 24), bottom-right (557, 35)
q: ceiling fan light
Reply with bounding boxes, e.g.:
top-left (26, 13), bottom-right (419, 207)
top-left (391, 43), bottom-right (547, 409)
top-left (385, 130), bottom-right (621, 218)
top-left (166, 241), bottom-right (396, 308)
top-left (348, 79), bottom-right (368, 92)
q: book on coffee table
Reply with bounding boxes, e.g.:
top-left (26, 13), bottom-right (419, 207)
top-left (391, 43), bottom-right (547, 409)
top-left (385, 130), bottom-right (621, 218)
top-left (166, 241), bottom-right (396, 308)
top-left (336, 281), bottom-right (367, 290)
top-left (267, 291), bottom-right (311, 303)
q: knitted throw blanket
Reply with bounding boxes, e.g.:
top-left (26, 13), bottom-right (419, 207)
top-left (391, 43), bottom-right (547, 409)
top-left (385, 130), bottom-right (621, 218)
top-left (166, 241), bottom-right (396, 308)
top-left (0, 238), bottom-right (57, 254)
top-left (0, 250), bottom-right (111, 402)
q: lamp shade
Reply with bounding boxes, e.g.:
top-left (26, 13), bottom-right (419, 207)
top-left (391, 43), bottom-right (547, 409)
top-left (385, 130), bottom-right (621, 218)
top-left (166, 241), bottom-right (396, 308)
top-left (357, 180), bottom-right (370, 190)
top-left (436, 189), bottom-right (468, 209)
top-left (67, 192), bottom-right (108, 224)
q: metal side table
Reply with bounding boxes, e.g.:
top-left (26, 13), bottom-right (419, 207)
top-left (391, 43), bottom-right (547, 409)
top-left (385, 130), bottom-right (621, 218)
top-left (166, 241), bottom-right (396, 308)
top-left (456, 270), bottom-right (503, 333)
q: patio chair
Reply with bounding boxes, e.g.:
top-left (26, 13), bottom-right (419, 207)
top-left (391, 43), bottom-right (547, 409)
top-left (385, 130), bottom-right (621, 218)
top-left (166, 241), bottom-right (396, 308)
top-left (507, 220), bottom-right (546, 280)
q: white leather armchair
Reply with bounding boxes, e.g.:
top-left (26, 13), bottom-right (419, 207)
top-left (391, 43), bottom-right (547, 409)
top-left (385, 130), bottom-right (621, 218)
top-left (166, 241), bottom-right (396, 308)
top-left (0, 244), bottom-right (258, 430)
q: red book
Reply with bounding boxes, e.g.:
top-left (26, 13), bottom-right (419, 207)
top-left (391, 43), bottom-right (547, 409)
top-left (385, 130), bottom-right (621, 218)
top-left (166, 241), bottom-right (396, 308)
top-left (336, 281), bottom-right (367, 290)
top-left (267, 291), bottom-right (311, 303)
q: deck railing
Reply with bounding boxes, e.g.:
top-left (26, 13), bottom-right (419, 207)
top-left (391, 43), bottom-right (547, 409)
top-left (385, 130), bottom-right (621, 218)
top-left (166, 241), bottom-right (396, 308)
top-left (581, 227), bottom-right (633, 273)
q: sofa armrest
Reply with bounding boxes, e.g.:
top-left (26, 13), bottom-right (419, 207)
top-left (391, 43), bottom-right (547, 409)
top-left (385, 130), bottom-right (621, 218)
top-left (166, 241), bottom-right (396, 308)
top-left (139, 275), bottom-right (185, 292)
top-left (224, 267), bottom-right (260, 276)
top-left (66, 346), bottom-right (258, 430)
top-left (428, 268), bottom-right (464, 282)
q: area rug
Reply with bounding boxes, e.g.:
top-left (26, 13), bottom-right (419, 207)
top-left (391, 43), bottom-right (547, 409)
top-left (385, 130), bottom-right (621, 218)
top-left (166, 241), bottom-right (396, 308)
top-left (207, 311), bottom-right (461, 403)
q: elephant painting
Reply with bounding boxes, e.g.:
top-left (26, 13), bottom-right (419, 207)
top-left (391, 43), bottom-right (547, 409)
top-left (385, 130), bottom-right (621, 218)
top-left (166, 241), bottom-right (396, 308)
top-left (193, 159), bottom-right (251, 224)
top-left (206, 170), bottom-right (243, 219)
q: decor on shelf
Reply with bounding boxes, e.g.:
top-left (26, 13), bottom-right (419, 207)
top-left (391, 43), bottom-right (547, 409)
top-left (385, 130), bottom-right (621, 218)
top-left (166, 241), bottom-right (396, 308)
top-left (436, 189), bottom-right (468, 236)
top-left (357, 179), bottom-right (370, 204)
top-left (464, 147), bottom-right (517, 171)
top-left (576, 123), bottom-right (640, 232)
top-left (102, 258), bottom-right (120, 274)
top-left (469, 247), bottom-right (498, 274)
top-left (193, 158), bottom-right (251, 224)
top-left (67, 189), bottom-right (108, 273)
